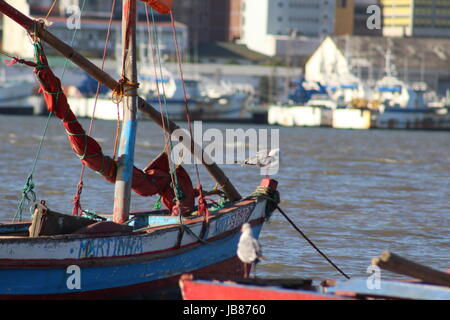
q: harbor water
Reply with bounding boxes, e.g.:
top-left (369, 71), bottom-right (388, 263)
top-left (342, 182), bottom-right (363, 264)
top-left (0, 115), bottom-right (449, 281)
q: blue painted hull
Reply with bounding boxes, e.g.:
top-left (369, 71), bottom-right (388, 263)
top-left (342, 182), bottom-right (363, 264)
top-left (1, 225), bottom-right (262, 298)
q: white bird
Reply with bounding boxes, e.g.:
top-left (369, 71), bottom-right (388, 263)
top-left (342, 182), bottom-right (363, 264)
top-left (240, 148), bottom-right (280, 167)
top-left (237, 223), bottom-right (264, 278)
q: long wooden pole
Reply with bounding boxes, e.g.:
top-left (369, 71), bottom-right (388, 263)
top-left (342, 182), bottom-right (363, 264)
top-left (372, 251), bottom-right (450, 287)
top-left (112, 0), bottom-right (138, 224)
top-left (0, 0), bottom-right (241, 201)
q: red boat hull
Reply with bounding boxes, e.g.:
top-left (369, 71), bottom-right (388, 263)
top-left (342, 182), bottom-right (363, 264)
top-left (179, 277), bottom-right (348, 300)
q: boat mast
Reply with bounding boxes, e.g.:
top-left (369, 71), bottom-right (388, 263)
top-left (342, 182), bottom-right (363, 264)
top-left (113, 0), bottom-right (138, 224)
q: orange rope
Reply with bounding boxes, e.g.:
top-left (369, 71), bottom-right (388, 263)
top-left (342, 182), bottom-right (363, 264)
top-left (111, 76), bottom-right (140, 104)
top-left (45, 0), bottom-right (59, 21)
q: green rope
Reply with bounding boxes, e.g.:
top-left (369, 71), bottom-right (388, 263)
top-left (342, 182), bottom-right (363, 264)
top-left (153, 195), bottom-right (162, 210)
top-left (13, 175), bottom-right (37, 222)
top-left (13, 0), bottom-right (87, 222)
top-left (82, 209), bottom-right (107, 221)
top-left (210, 198), bottom-right (227, 211)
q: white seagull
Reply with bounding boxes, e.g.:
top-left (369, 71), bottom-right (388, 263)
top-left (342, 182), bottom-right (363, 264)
top-left (241, 148), bottom-right (279, 167)
top-left (237, 223), bottom-right (264, 278)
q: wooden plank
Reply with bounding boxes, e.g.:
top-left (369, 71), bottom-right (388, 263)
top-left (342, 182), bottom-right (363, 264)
top-left (372, 251), bottom-right (450, 288)
top-left (29, 208), bottom-right (96, 237)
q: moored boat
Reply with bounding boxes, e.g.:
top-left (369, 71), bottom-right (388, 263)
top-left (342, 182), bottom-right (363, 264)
top-left (0, 191), bottom-right (275, 299)
top-left (0, 0), bottom-right (279, 299)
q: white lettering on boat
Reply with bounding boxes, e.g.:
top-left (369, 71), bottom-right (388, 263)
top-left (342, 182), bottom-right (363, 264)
top-left (214, 204), bottom-right (254, 235)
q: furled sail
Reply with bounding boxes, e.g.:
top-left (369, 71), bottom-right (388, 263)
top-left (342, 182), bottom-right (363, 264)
top-left (141, 0), bottom-right (173, 14)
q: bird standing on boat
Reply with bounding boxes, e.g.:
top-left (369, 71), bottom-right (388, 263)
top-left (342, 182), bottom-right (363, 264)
top-left (237, 223), bottom-right (264, 278)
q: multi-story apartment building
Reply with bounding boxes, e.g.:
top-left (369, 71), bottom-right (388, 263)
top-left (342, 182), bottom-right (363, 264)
top-left (171, 0), bottom-right (245, 46)
top-left (241, 0), bottom-right (353, 57)
top-left (382, 0), bottom-right (450, 38)
top-left (3, 0), bottom-right (187, 59)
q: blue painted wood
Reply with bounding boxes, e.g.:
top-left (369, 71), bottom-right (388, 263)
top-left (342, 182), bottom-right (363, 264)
top-left (0, 223), bottom-right (30, 234)
top-left (327, 278), bottom-right (450, 300)
top-left (133, 215), bottom-right (182, 229)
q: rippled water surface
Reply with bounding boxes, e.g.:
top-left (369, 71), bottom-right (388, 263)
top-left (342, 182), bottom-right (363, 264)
top-left (1, 115), bottom-right (449, 281)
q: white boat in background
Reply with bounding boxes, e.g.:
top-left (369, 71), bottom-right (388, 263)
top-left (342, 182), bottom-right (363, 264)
top-left (0, 67), bottom-right (44, 115)
top-left (332, 108), bottom-right (375, 130)
top-left (372, 78), bottom-right (447, 129)
top-left (67, 67), bottom-right (251, 121)
top-left (268, 79), bottom-right (333, 127)
top-left (141, 65), bottom-right (250, 120)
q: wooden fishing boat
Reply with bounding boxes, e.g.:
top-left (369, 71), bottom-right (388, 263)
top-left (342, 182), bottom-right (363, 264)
top-left (0, 195), bottom-right (275, 299)
top-left (0, 0), bottom-right (279, 299)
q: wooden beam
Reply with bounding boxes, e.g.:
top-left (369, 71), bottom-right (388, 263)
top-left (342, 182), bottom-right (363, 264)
top-left (372, 251), bottom-right (450, 287)
top-left (0, 0), bottom-right (241, 201)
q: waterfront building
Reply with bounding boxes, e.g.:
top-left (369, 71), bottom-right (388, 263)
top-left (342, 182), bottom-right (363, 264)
top-left (2, 0), bottom-right (187, 59)
top-left (306, 35), bottom-right (450, 95)
top-left (381, 0), bottom-right (450, 38)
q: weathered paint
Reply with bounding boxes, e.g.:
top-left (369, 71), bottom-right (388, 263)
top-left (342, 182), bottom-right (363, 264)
top-left (0, 222), bottom-right (30, 234)
top-left (117, 120), bottom-right (138, 183)
top-left (113, 0), bottom-right (139, 224)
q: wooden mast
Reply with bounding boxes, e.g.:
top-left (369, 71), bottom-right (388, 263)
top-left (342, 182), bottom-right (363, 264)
top-left (113, 0), bottom-right (138, 224)
top-left (0, 0), bottom-right (241, 202)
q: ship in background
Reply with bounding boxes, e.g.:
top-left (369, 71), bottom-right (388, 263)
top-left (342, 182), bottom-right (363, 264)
top-left (0, 65), bottom-right (45, 116)
top-left (267, 47), bottom-right (450, 130)
top-left (66, 69), bottom-right (252, 121)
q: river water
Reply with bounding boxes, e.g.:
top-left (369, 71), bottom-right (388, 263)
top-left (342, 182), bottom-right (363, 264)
top-left (1, 115), bottom-right (449, 281)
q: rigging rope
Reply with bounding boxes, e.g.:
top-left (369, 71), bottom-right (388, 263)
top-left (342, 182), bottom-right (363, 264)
top-left (72, 0), bottom-right (117, 216)
top-left (44, 0), bottom-right (59, 21)
top-left (12, 0), bottom-right (88, 222)
top-left (252, 187), bottom-right (350, 280)
top-left (146, 7), bottom-right (184, 208)
top-left (168, 10), bottom-right (210, 218)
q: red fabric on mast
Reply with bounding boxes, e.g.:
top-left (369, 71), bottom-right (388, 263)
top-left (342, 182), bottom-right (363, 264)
top-left (32, 45), bottom-right (194, 215)
top-left (141, 0), bottom-right (172, 14)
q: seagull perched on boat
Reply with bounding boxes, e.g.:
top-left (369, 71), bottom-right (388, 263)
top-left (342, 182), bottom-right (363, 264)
top-left (240, 149), bottom-right (279, 167)
top-left (237, 223), bottom-right (264, 278)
